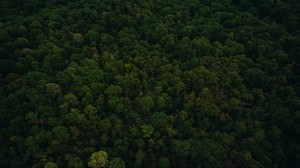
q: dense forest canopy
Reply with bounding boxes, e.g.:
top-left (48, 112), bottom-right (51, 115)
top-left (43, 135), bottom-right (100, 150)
top-left (0, 0), bottom-right (299, 167)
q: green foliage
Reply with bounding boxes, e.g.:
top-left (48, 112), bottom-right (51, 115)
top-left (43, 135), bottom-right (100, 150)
top-left (64, 93), bottom-right (79, 107)
top-left (150, 112), bottom-right (169, 129)
top-left (65, 154), bottom-right (84, 168)
top-left (141, 124), bottom-right (154, 139)
top-left (52, 126), bottom-right (69, 143)
top-left (158, 156), bottom-right (170, 168)
top-left (15, 37), bottom-right (30, 48)
top-left (197, 139), bottom-right (225, 168)
top-left (44, 162), bottom-right (58, 168)
top-left (135, 150), bottom-right (145, 166)
top-left (73, 34), bottom-right (84, 47)
top-left (0, 0), bottom-right (299, 167)
top-left (109, 158), bottom-right (125, 168)
top-left (138, 95), bottom-right (154, 113)
top-left (88, 151), bottom-right (109, 168)
top-left (45, 83), bottom-right (62, 98)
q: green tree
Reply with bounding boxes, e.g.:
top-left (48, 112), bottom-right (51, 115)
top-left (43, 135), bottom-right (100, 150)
top-left (65, 154), bottom-right (84, 168)
top-left (150, 112), bottom-right (169, 129)
top-left (158, 156), bottom-right (170, 168)
top-left (141, 124), bottom-right (154, 138)
top-left (45, 83), bottom-right (62, 98)
top-left (109, 158), bottom-right (126, 168)
top-left (64, 93), bottom-right (79, 107)
top-left (88, 151), bottom-right (109, 168)
top-left (44, 162), bottom-right (58, 168)
top-left (14, 37), bottom-right (31, 49)
top-left (135, 150), bottom-right (145, 167)
top-left (73, 33), bottom-right (84, 46)
top-left (52, 126), bottom-right (69, 143)
top-left (138, 95), bottom-right (154, 114)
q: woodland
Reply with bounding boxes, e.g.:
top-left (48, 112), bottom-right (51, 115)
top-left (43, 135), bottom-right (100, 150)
top-left (0, 0), bottom-right (299, 167)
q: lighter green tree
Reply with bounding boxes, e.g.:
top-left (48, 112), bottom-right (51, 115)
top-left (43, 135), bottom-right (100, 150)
top-left (44, 162), bottom-right (58, 168)
top-left (109, 158), bottom-right (126, 168)
top-left (88, 151), bottom-right (109, 168)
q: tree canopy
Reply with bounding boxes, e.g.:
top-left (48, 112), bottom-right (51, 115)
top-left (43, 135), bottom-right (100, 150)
top-left (0, 0), bottom-right (299, 167)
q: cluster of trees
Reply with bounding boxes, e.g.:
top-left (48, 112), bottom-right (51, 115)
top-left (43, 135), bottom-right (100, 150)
top-left (0, 0), bottom-right (299, 167)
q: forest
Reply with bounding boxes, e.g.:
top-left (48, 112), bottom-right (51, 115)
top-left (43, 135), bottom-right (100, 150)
top-left (0, 0), bottom-right (299, 167)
